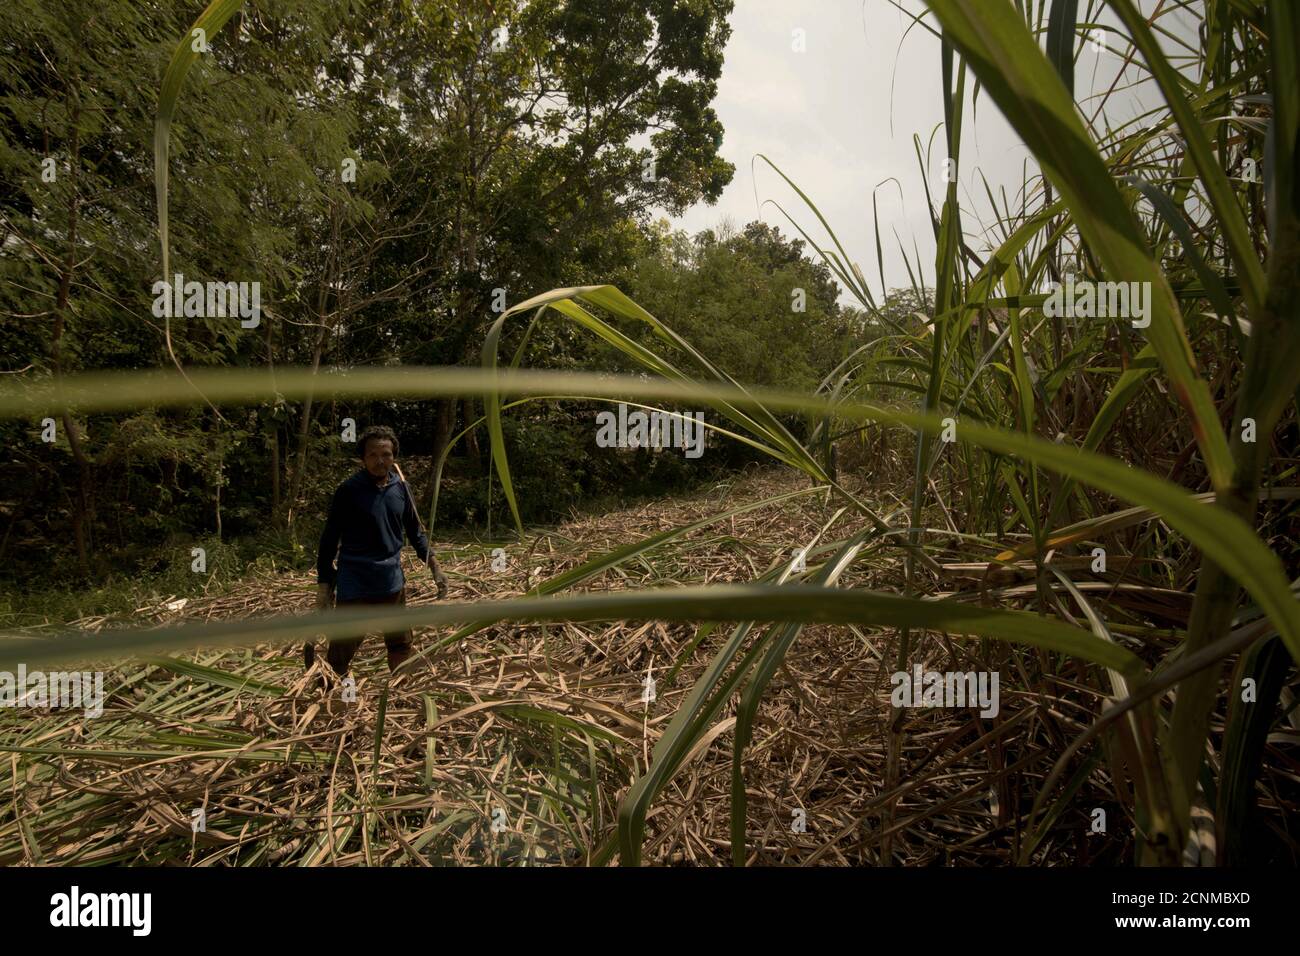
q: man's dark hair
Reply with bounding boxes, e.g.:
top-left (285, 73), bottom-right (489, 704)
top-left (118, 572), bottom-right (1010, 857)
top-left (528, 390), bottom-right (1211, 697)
top-left (357, 425), bottom-right (400, 458)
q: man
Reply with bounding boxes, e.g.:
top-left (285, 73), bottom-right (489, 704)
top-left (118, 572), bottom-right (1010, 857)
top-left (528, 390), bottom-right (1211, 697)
top-left (314, 425), bottom-right (448, 676)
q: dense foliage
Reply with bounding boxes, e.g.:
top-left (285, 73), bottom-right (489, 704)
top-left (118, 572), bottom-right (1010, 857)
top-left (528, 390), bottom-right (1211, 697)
top-left (0, 0), bottom-right (859, 586)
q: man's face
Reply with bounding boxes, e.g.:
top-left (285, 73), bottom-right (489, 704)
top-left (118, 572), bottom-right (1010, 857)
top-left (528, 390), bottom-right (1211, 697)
top-left (363, 438), bottom-right (396, 480)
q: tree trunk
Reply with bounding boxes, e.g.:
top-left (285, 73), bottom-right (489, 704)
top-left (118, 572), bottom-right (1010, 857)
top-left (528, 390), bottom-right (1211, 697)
top-left (462, 398), bottom-right (481, 472)
top-left (286, 309), bottom-right (329, 517)
top-left (51, 93), bottom-right (92, 577)
top-left (270, 425), bottom-right (281, 524)
top-left (265, 311), bottom-right (282, 526)
top-left (287, 204), bottom-right (339, 521)
top-left (425, 397), bottom-right (456, 510)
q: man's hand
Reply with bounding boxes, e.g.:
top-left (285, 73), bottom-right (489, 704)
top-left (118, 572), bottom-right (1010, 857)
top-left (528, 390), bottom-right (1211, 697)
top-left (427, 555), bottom-right (449, 600)
top-left (315, 583), bottom-right (334, 610)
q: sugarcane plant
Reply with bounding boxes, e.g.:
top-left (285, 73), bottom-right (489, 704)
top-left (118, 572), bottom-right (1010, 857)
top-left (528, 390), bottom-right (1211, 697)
top-left (0, 0), bottom-right (1295, 866)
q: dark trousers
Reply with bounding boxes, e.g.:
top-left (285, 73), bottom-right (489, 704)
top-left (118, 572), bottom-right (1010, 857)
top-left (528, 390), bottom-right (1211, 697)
top-left (326, 587), bottom-right (414, 675)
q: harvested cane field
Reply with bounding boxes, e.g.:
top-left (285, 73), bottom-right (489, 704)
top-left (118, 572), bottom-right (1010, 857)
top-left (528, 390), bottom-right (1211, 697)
top-left (10, 467), bottom-right (1265, 867)
top-left (1, 0), bottom-right (1299, 884)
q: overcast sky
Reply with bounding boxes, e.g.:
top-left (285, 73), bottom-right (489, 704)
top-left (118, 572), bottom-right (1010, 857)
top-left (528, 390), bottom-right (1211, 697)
top-left (659, 0), bottom-right (1182, 305)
